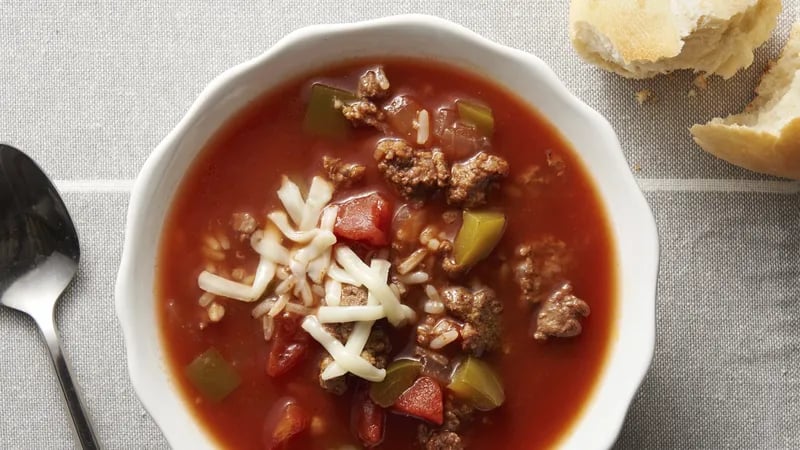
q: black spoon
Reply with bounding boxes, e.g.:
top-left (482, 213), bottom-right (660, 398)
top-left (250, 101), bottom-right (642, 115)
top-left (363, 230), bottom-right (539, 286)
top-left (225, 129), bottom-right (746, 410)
top-left (0, 144), bottom-right (99, 449)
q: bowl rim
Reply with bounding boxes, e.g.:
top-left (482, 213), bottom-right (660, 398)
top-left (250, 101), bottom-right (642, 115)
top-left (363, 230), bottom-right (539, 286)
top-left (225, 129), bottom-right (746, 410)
top-left (115, 13), bottom-right (658, 450)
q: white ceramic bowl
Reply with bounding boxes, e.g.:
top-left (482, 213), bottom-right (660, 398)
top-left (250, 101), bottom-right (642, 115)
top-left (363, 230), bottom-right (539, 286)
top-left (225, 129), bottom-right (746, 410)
top-left (116, 14), bottom-right (658, 450)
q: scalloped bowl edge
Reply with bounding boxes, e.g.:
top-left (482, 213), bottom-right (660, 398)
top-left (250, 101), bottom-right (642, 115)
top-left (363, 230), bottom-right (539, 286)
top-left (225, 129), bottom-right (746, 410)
top-left (115, 14), bottom-right (658, 450)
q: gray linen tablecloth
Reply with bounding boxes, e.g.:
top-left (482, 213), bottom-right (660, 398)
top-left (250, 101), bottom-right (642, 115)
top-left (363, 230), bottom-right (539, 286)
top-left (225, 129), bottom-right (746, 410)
top-left (1, 2), bottom-right (798, 449)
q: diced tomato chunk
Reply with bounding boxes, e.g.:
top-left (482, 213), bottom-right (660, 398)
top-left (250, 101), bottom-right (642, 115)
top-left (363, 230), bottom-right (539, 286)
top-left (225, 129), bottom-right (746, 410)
top-left (334, 192), bottom-right (393, 247)
top-left (263, 398), bottom-right (310, 450)
top-left (267, 315), bottom-right (309, 377)
top-left (351, 387), bottom-right (385, 447)
top-left (384, 95), bottom-right (423, 141)
top-left (391, 376), bottom-right (443, 425)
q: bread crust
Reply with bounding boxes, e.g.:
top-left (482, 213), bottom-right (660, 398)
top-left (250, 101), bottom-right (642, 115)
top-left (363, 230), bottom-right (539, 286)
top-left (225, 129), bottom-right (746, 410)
top-left (690, 23), bottom-right (800, 179)
top-left (570, 1), bottom-right (683, 63)
top-left (570, 0), bottom-right (782, 79)
top-left (691, 119), bottom-right (800, 180)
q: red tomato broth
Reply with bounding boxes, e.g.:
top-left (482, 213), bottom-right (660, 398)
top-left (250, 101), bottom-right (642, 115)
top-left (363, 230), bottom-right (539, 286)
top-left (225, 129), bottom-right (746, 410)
top-left (157, 58), bottom-right (616, 449)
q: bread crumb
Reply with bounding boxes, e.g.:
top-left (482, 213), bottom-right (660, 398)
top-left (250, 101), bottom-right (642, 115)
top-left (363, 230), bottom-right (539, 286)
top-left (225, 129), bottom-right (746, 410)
top-left (693, 74), bottom-right (709, 90)
top-left (687, 88), bottom-right (697, 98)
top-left (635, 89), bottom-right (653, 104)
top-left (633, 163), bottom-right (642, 172)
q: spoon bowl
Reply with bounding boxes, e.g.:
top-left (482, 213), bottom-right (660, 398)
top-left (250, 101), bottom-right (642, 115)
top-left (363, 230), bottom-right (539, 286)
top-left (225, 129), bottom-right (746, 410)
top-left (0, 144), bottom-right (99, 449)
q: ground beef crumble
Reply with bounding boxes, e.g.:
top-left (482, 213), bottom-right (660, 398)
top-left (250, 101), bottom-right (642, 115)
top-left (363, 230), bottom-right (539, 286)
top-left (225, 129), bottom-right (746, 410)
top-left (419, 428), bottom-right (465, 450)
top-left (323, 156), bottom-right (366, 189)
top-left (340, 284), bottom-right (368, 306)
top-left (359, 327), bottom-right (391, 369)
top-left (440, 286), bottom-right (503, 355)
top-left (322, 322), bottom-right (354, 345)
top-left (441, 255), bottom-right (466, 278)
top-left (335, 67), bottom-right (391, 129)
top-left (318, 324), bottom-right (391, 395)
top-left (339, 99), bottom-right (385, 128)
top-left (447, 152), bottom-right (509, 208)
top-left (443, 396), bottom-right (475, 432)
top-left (357, 67), bottom-right (391, 99)
top-left (513, 236), bottom-right (571, 304)
top-left (374, 139), bottom-right (449, 199)
top-left (415, 393), bottom-right (476, 448)
top-left (318, 356), bottom-right (348, 395)
top-left (533, 282), bottom-right (590, 340)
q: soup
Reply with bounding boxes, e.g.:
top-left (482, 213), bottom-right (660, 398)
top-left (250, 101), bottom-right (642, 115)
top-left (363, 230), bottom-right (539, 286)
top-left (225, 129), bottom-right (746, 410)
top-left (157, 58), bottom-right (616, 450)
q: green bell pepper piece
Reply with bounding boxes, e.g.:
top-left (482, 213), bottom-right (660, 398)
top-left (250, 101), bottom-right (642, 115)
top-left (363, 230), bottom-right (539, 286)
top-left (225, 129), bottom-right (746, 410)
top-left (369, 359), bottom-right (422, 407)
top-left (303, 83), bottom-right (358, 139)
top-left (447, 356), bottom-right (505, 411)
top-left (457, 100), bottom-right (494, 136)
top-left (453, 210), bottom-right (506, 267)
top-left (185, 348), bottom-right (241, 402)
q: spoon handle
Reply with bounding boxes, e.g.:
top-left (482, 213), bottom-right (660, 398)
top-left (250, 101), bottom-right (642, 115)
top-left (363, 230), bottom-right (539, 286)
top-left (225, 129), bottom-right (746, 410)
top-left (36, 314), bottom-right (100, 450)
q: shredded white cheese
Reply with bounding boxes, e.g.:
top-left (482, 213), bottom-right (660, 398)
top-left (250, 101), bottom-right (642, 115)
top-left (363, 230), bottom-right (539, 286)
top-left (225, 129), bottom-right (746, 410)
top-left (197, 271), bottom-right (252, 300)
top-left (251, 228), bottom-right (291, 265)
top-left (322, 259), bottom-right (388, 380)
top-left (306, 206), bottom-right (339, 283)
top-left (327, 263), bottom-right (361, 286)
top-left (197, 260), bottom-right (275, 302)
top-left (319, 204), bottom-right (338, 231)
top-left (268, 211), bottom-right (318, 243)
top-left (196, 174), bottom-right (423, 385)
top-left (322, 259), bottom-right (414, 381)
top-left (302, 316), bottom-right (386, 382)
top-left (299, 176), bottom-right (334, 231)
top-left (276, 175), bottom-right (306, 225)
top-left (251, 258), bottom-right (277, 295)
top-left (324, 279), bottom-right (342, 306)
top-left (295, 278), bottom-right (314, 306)
top-left (294, 231), bottom-right (337, 264)
top-left (335, 246), bottom-right (415, 326)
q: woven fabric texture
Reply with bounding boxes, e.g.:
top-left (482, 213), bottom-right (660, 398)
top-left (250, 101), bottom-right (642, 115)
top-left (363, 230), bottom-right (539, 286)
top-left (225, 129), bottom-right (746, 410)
top-left (0, 1), bottom-right (798, 449)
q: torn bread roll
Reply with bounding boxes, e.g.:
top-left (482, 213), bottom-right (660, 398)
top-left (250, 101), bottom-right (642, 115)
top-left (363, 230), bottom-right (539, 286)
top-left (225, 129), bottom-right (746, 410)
top-left (569, 0), bottom-right (781, 79)
top-left (691, 23), bottom-right (800, 179)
